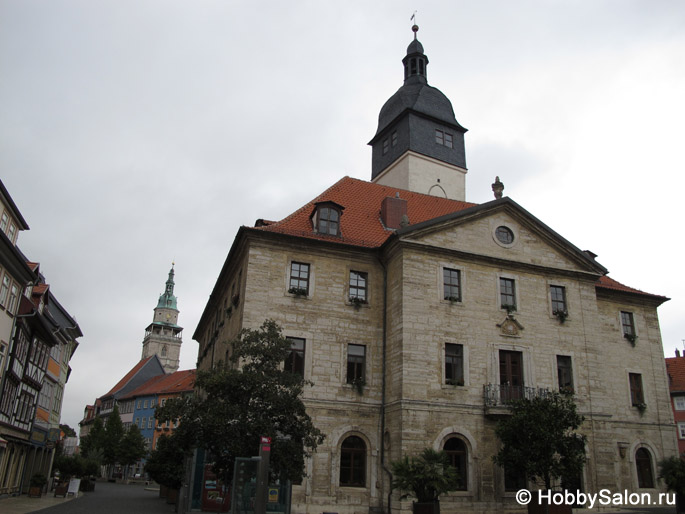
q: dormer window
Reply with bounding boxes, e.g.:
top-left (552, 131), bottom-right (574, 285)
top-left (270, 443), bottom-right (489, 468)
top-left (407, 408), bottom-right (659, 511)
top-left (312, 202), bottom-right (344, 236)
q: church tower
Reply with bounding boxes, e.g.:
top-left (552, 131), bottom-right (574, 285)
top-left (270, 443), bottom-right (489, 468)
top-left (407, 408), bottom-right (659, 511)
top-left (141, 264), bottom-right (183, 373)
top-left (369, 25), bottom-right (468, 200)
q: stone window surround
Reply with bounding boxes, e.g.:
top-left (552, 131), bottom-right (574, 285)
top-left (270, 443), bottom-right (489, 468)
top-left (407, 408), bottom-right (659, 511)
top-left (552, 352), bottom-right (577, 393)
top-left (438, 262), bottom-right (466, 305)
top-left (626, 369), bottom-right (645, 408)
top-left (488, 342), bottom-right (535, 389)
top-left (630, 442), bottom-right (658, 490)
top-left (286, 260), bottom-right (315, 298)
top-left (620, 310), bottom-right (638, 339)
top-left (497, 273), bottom-right (520, 312)
top-left (441, 341), bottom-right (470, 388)
top-left (347, 268), bottom-right (370, 305)
top-left (549, 283), bottom-right (570, 318)
top-left (491, 220), bottom-right (518, 249)
top-left (434, 427), bottom-right (477, 497)
top-left (285, 330), bottom-right (312, 382)
top-left (330, 430), bottom-right (373, 492)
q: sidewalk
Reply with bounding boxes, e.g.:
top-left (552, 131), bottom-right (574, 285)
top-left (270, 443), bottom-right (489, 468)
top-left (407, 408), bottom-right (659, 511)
top-left (0, 491), bottom-right (80, 514)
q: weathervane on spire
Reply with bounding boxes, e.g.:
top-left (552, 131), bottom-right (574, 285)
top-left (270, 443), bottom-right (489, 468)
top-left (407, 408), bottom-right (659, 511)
top-left (411, 11), bottom-right (418, 39)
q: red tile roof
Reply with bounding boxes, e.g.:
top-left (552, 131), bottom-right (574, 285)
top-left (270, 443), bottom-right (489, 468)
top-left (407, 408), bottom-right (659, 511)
top-left (253, 176), bottom-right (476, 248)
top-left (666, 357), bottom-right (685, 392)
top-left (101, 357), bottom-right (155, 398)
top-left (595, 275), bottom-right (668, 301)
top-left (255, 176), bottom-right (665, 301)
top-left (121, 369), bottom-right (196, 399)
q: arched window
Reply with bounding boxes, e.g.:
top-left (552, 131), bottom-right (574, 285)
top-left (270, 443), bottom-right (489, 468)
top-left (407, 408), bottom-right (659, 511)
top-left (340, 436), bottom-right (366, 487)
top-left (161, 345), bottom-right (168, 357)
top-left (444, 437), bottom-right (468, 490)
top-left (635, 448), bottom-right (654, 488)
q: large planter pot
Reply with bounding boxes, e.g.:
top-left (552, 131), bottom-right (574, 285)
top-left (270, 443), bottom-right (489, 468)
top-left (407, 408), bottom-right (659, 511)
top-left (413, 501), bottom-right (440, 514)
top-left (166, 488), bottom-right (179, 504)
top-left (527, 495), bottom-right (572, 514)
top-left (28, 486), bottom-right (42, 498)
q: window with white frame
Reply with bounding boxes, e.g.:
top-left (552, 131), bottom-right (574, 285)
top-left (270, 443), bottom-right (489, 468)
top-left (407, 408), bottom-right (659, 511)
top-left (678, 422), bottom-right (685, 439)
top-left (0, 273), bottom-right (10, 306)
top-left (675, 396), bottom-right (685, 411)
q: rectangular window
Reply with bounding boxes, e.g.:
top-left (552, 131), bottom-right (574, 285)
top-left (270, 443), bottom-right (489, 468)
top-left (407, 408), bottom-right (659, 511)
top-left (435, 129), bottom-right (444, 145)
top-left (443, 268), bottom-right (461, 301)
top-left (444, 132), bottom-right (453, 148)
top-left (289, 262), bottom-right (310, 295)
top-left (679, 422), bottom-right (685, 439)
top-left (0, 212), bottom-right (8, 233)
top-left (500, 350), bottom-right (524, 402)
top-left (38, 382), bottom-right (53, 410)
top-left (148, 418), bottom-right (153, 429)
top-left (445, 344), bottom-right (464, 385)
top-left (16, 391), bottom-right (34, 423)
top-left (141, 416), bottom-right (146, 428)
top-left (346, 344), bottom-right (366, 385)
top-left (0, 380), bottom-right (17, 415)
top-left (53, 385), bottom-right (63, 414)
top-left (137, 400), bottom-right (142, 409)
top-left (675, 397), bottom-right (685, 411)
top-left (144, 399), bottom-right (148, 409)
top-left (0, 341), bottom-right (7, 376)
top-left (391, 131), bottom-right (398, 146)
top-left (629, 373), bottom-right (644, 406)
top-left (150, 398), bottom-right (155, 407)
top-left (7, 283), bottom-right (18, 315)
top-left (135, 417), bottom-right (140, 426)
top-left (285, 337), bottom-right (305, 376)
top-left (557, 355), bottom-right (573, 392)
top-left (0, 274), bottom-right (9, 306)
top-left (550, 285), bottom-right (567, 314)
top-left (382, 138), bottom-right (389, 155)
top-left (349, 271), bottom-right (368, 302)
top-left (621, 311), bottom-right (636, 337)
top-left (8, 223), bottom-right (16, 243)
top-left (499, 278), bottom-right (516, 310)
top-left (161, 398), bottom-right (166, 407)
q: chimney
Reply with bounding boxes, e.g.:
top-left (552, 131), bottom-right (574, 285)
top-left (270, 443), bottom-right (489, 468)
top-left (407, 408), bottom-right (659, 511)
top-left (677, 349), bottom-right (681, 358)
top-left (381, 193), bottom-right (408, 230)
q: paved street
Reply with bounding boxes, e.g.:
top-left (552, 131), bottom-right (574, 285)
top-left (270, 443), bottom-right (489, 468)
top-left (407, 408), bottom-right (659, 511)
top-left (1, 481), bottom-right (177, 514)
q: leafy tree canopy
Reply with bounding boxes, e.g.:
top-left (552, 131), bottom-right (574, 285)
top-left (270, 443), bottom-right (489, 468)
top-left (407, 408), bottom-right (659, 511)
top-left (156, 319), bottom-right (325, 483)
top-left (493, 391), bottom-right (586, 490)
top-left (119, 423), bottom-right (148, 467)
top-left (145, 432), bottom-right (187, 490)
top-left (659, 455), bottom-right (685, 495)
top-left (80, 416), bottom-right (106, 461)
top-left (103, 404), bottom-right (125, 466)
top-left (391, 448), bottom-right (460, 503)
top-left (60, 424), bottom-right (77, 438)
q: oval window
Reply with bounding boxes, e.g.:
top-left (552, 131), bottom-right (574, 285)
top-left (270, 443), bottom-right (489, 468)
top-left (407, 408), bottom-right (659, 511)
top-left (495, 226), bottom-right (514, 245)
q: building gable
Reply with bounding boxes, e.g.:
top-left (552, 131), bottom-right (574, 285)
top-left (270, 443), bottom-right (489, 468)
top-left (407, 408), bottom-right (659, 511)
top-left (396, 197), bottom-right (606, 277)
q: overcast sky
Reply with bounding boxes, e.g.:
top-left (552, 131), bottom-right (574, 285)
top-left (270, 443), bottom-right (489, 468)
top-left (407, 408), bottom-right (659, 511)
top-left (1, 1), bottom-right (684, 433)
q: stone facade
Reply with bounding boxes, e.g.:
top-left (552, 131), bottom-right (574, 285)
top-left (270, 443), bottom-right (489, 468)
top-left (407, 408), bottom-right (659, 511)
top-left (194, 200), bottom-right (676, 513)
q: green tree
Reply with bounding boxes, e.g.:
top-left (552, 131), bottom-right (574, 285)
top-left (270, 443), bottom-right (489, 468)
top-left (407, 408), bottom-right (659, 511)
top-left (145, 432), bottom-right (187, 490)
top-left (156, 319), bottom-right (325, 483)
top-left (659, 455), bottom-right (685, 496)
top-left (119, 424), bottom-right (148, 479)
top-left (80, 416), bottom-right (106, 460)
top-left (493, 391), bottom-right (586, 490)
top-left (391, 448), bottom-right (460, 505)
top-left (60, 423), bottom-right (77, 438)
top-left (103, 405), bottom-right (125, 475)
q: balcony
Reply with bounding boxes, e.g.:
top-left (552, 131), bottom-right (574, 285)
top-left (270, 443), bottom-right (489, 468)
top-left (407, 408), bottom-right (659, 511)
top-left (483, 383), bottom-right (551, 416)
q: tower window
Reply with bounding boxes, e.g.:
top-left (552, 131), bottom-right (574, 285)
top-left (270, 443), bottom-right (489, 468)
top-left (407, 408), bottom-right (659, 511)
top-left (382, 138), bottom-right (389, 155)
top-left (410, 58), bottom-right (417, 75)
top-left (435, 129), bottom-right (453, 148)
top-left (391, 131), bottom-right (397, 146)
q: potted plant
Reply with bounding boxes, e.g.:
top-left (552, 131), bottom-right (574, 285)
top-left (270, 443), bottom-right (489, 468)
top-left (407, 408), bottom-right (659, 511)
top-left (659, 455), bottom-right (685, 513)
top-left (349, 296), bottom-right (367, 309)
top-left (29, 473), bottom-right (47, 497)
top-left (391, 448), bottom-right (459, 514)
top-left (502, 304), bottom-right (517, 315)
top-left (288, 287), bottom-right (308, 297)
top-left (351, 377), bottom-right (365, 394)
top-left (444, 295), bottom-right (460, 304)
top-left (635, 402), bottom-right (647, 415)
top-left (625, 333), bottom-right (638, 346)
top-left (553, 309), bottom-right (568, 323)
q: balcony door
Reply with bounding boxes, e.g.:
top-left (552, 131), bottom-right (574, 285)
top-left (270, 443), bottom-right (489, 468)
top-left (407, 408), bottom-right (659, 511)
top-left (499, 350), bottom-right (523, 402)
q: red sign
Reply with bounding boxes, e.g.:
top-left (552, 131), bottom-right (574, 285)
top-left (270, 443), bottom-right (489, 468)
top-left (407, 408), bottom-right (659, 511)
top-left (260, 436), bottom-right (272, 444)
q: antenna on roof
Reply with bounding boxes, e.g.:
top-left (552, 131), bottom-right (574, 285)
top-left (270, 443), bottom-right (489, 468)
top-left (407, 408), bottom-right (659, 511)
top-left (411, 11), bottom-right (418, 39)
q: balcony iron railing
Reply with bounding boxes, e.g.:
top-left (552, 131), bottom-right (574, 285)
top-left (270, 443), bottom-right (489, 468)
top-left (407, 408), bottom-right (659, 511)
top-left (483, 383), bottom-right (552, 407)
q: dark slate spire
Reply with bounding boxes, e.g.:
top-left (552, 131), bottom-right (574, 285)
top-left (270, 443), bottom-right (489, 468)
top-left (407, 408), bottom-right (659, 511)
top-left (369, 26), bottom-right (468, 182)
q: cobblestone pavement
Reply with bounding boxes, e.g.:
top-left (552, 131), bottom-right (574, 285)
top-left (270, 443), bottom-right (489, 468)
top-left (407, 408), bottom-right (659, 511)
top-left (0, 480), bottom-right (176, 514)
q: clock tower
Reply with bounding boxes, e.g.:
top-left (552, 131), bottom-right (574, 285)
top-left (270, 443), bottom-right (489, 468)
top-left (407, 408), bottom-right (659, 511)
top-left (141, 264), bottom-right (183, 373)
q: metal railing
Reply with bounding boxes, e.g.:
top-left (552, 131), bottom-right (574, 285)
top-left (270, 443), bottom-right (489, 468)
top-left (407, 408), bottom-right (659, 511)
top-left (483, 383), bottom-right (551, 407)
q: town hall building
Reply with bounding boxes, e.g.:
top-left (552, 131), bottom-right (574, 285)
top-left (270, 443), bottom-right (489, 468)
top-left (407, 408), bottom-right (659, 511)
top-left (192, 26), bottom-right (676, 513)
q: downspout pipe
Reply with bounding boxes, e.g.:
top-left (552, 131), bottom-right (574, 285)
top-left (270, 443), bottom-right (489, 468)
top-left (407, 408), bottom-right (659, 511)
top-left (378, 255), bottom-right (392, 514)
